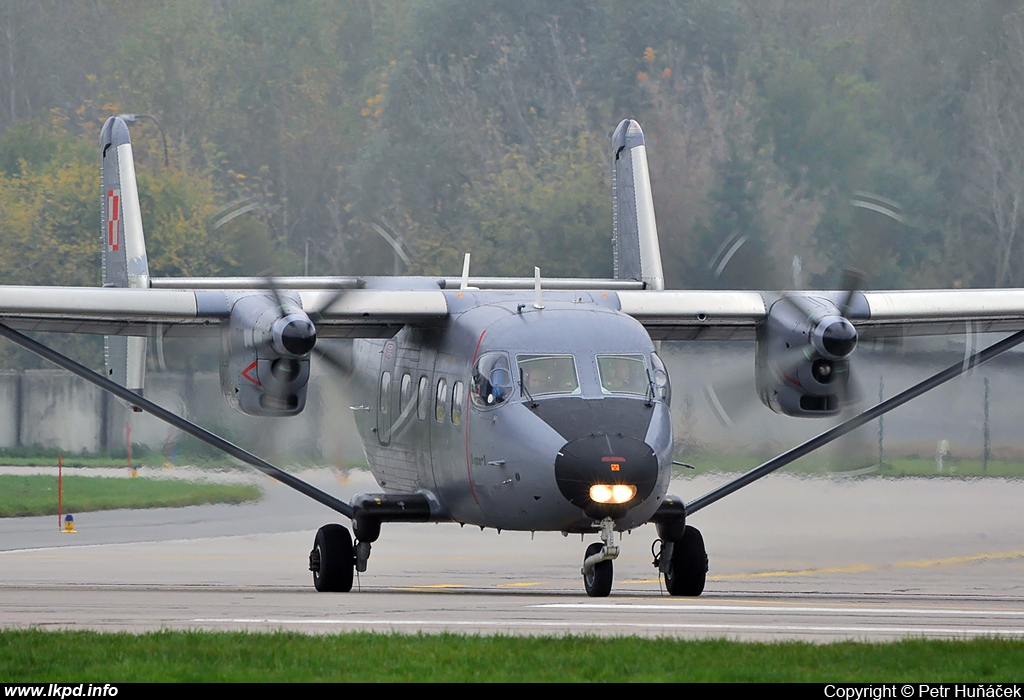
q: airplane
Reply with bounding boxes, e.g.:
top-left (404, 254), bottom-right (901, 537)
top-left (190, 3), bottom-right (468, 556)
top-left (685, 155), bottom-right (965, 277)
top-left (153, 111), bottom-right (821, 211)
top-left (2, 115), bottom-right (1024, 597)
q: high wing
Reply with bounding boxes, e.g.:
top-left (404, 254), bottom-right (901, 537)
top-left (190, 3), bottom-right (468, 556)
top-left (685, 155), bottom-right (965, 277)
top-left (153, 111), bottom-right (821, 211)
top-left (0, 284), bottom-right (448, 338)
top-left (5, 284), bottom-right (1024, 341)
top-left (618, 288), bottom-right (1024, 341)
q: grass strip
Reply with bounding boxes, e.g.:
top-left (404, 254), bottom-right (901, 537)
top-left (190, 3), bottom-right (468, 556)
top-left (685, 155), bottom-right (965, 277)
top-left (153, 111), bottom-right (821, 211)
top-left (0, 474), bottom-right (261, 517)
top-left (1, 630), bottom-right (1022, 682)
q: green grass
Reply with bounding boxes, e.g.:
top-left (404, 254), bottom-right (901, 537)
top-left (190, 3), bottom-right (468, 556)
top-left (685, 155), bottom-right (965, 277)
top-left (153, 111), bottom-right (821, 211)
top-left (1, 631), bottom-right (1022, 681)
top-left (0, 474), bottom-right (262, 517)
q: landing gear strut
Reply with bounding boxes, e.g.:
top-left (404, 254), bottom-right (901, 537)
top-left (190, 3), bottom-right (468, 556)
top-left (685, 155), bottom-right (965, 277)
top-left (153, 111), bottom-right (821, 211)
top-left (581, 517), bottom-right (619, 597)
top-left (309, 523), bottom-right (355, 592)
top-left (654, 525), bottom-right (707, 596)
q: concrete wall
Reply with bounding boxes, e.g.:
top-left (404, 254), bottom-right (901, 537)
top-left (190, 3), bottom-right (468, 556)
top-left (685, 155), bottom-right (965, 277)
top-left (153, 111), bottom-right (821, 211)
top-left (0, 365), bottom-right (365, 464)
top-left (664, 338), bottom-right (1024, 466)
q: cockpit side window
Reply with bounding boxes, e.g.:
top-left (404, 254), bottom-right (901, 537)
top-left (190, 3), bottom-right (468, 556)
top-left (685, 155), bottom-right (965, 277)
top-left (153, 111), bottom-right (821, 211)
top-left (517, 355), bottom-right (580, 396)
top-left (650, 351), bottom-right (671, 406)
top-left (471, 352), bottom-right (514, 408)
top-left (597, 355), bottom-right (648, 396)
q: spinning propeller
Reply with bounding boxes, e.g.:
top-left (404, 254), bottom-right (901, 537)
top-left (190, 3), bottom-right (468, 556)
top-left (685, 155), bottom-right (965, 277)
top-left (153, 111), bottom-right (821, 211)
top-left (259, 272), bottom-right (358, 388)
top-left (702, 192), bottom-right (905, 457)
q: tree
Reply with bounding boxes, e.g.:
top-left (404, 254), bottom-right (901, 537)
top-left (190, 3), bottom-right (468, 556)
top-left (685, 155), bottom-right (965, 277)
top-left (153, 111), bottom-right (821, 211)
top-left (961, 7), bottom-right (1024, 287)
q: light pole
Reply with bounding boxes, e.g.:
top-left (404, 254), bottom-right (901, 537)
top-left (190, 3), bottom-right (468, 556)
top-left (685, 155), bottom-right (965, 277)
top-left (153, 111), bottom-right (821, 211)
top-left (118, 113), bottom-right (169, 167)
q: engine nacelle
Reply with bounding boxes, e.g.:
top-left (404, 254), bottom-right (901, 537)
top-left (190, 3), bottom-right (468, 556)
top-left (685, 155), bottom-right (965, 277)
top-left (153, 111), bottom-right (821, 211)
top-left (220, 293), bottom-right (316, 416)
top-left (755, 295), bottom-right (858, 417)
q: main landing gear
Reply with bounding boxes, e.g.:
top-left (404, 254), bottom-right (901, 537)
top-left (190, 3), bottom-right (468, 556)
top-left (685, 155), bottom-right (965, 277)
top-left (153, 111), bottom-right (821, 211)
top-left (653, 525), bottom-right (708, 596)
top-left (309, 524), bottom-right (355, 592)
top-left (308, 495), bottom-right (431, 592)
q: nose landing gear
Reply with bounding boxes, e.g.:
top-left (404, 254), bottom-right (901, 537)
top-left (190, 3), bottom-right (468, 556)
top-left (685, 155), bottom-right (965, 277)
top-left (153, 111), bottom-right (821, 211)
top-left (581, 517), bottom-right (620, 597)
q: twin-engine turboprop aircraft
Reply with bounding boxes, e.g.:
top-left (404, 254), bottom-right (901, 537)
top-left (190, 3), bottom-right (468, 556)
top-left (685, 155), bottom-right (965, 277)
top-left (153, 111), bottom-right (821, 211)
top-left (2, 117), bottom-right (1024, 596)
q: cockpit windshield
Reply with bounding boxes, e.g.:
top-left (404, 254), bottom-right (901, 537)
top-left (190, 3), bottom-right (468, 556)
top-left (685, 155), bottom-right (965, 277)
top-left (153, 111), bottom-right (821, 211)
top-left (517, 355), bottom-right (580, 396)
top-left (597, 355), bottom-right (649, 396)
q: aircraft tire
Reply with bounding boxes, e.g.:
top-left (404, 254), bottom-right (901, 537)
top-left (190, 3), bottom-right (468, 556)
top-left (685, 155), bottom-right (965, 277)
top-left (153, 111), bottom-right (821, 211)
top-left (311, 524), bottom-right (355, 592)
top-left (583, 542), bottom-right (613, 597)
top-left (664, 525), bottom-right (707, 596)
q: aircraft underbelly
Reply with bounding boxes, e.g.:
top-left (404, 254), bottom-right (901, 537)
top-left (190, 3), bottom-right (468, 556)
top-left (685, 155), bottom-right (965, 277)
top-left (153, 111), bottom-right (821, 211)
top-left (363, 442), bottom-right (422, 493)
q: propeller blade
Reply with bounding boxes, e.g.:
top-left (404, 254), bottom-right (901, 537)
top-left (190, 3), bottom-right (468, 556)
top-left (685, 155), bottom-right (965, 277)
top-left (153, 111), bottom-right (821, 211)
top-left (258, 272), bottom-right (357, 390)
top-left (313, 340), bottom-right (355, 383)
top-left (702, 377), bottom-right (757, 429)
top-left (708, 232), bottom-right (749, 280)
top-left (848, 191), bottom-right (904, 288)
top-left (825, 359), bottom-right (877, 474)
top-left (837, 267), bottom-right (867, 319)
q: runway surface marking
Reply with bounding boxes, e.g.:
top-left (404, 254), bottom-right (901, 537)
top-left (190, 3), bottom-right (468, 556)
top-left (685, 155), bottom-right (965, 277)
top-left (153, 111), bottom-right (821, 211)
top-left (394, 584), bottom-right (470, 590)
top-left (536, 603), bottom-right (1024, 616)
top-left (692, 549), bottom-right (1024, 581)
top-left (498, 582), bottom-right (546, 588)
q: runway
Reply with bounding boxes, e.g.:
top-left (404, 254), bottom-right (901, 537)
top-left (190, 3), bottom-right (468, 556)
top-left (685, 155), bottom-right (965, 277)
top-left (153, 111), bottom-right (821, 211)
top-left (2, 469), bottom-right (1024, 641)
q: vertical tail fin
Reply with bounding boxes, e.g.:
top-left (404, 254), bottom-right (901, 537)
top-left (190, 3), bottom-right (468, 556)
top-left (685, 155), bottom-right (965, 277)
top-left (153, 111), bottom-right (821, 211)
top-left (611, 119), bottom-right (665, 290)
top-left (100, 116), bottom-right (150, 403)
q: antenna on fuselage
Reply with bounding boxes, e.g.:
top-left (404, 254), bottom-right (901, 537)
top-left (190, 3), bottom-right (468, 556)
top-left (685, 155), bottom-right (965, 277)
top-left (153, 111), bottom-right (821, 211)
top-left (460, 253), bottom-right (474, 290)
top-left (533, 267), bottom-right (544, 310)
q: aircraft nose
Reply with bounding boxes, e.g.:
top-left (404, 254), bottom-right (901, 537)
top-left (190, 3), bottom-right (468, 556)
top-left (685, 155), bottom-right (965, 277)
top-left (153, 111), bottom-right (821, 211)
top-left (554, 435), bottom-right (659, 520)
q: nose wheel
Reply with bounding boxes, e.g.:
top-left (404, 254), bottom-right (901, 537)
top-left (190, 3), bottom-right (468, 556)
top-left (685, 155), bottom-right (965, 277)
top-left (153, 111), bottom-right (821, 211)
top-left (581, 517), bottom-right (619, 597)
top-left (583, 543), bottom-right (613, 597)
top-left (309, 523), bottom-right (355, 592)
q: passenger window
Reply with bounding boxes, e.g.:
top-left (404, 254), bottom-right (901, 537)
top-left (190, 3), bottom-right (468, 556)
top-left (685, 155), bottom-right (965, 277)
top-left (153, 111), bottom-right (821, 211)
top-left (400, 373), bottom-right (413, 415)
top-left (451, 381), bottom-right (464, 425)
top-left (417, 376), bottom-right (429, 420)
top-left (435, 378), bottom-right (448, 422)
top-left (379, 371), bottom-right (391, 413)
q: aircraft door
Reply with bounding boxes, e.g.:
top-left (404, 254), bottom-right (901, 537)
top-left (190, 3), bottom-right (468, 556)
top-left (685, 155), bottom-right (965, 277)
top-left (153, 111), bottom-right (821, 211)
top-left (377, 339), bottom-right (397, 445)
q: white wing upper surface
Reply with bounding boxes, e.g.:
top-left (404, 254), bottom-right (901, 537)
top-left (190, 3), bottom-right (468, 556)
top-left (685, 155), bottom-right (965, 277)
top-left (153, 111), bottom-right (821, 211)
top-left (0, 285), bottom-right (448, 338)
top-left (618, 289), bottom-right (1024, 340)
top-left (2, 283), bottom-right (1024, 340)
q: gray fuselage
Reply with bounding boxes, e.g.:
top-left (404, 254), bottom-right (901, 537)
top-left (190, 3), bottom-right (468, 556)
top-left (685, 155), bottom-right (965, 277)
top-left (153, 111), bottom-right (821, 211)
top-left (350, 290), bottom-right (674, 532)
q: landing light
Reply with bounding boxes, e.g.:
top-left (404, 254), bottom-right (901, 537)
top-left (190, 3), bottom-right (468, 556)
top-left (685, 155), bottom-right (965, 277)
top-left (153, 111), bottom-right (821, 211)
top-left (589, 484), bottom-right (637, 504)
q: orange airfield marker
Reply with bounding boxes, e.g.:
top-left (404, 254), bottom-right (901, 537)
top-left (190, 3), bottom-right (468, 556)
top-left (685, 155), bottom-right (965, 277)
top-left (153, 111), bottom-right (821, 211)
top-left (58, 455), bottom-right (77, 534)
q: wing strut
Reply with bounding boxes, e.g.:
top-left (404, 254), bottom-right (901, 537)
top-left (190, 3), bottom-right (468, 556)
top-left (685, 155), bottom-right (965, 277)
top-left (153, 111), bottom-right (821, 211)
top-left (686, 328), bottom-right (1024, 515)
top-left (0, 322), bottom-right (355, 519)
